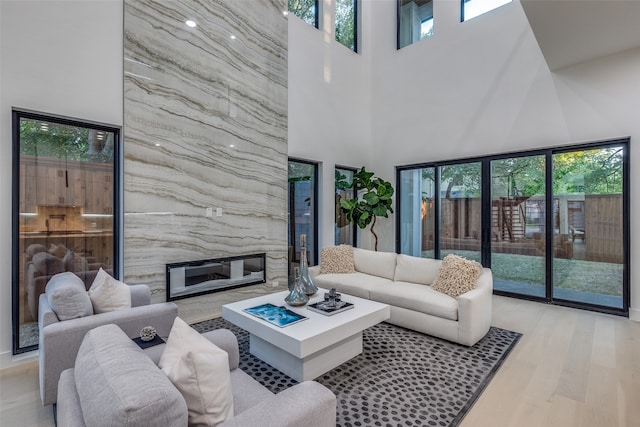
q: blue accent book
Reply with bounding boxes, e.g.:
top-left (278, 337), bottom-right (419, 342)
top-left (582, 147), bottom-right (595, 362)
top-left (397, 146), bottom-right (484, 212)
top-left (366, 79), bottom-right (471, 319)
top-left (244, 303), bottom-right (308, 327)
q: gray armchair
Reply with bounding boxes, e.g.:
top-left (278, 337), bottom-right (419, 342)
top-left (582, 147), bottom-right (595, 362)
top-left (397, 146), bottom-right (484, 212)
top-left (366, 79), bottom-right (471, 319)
top-left (38, 282), bottom-right (178, 406)
top-left (56, 325), bottom-right (337, 427)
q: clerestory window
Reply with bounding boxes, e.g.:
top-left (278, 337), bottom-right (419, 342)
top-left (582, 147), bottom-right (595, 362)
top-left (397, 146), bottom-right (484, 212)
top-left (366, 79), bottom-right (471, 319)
top-left (398, 0), bottom-right (434, 49)
top-left (461, 0), bottom-right (511, 22)
top-left (289, 0), bottom-right (319, 28)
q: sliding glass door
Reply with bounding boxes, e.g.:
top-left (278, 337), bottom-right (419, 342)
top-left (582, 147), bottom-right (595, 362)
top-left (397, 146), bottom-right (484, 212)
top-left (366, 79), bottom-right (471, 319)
top-left (396, 138), bottom-right (629, 315)
top-left (398, 167), bottom-right (435, 257)
top-left (490, 155), bottom-right (546, 298)
top-left (439, 162), bottom-right (482, 262)
top-left (551, 147), bottom-right (625, 309)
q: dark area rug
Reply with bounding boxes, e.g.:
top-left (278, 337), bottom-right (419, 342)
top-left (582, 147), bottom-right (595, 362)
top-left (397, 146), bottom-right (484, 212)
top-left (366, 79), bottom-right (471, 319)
top-left (192, 318), bottom-right (521, 427)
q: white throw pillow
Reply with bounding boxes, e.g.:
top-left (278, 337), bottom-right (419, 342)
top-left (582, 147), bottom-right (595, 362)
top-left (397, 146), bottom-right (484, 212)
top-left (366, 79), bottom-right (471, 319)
top-left (159, 317), bottom-right (234, 427)
top-left (88, 268), bottom-right (131, 313)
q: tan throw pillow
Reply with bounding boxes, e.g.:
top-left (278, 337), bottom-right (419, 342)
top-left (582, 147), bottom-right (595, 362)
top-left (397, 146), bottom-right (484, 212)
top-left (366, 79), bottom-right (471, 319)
top-left (320, 245), bottom-right (356, 274)
top-left (159, 317), bottom-right (234, 427)
top-left (431, 254), bottom-right (483, 298)
top-left (88, 268), bottom-right (131, 313)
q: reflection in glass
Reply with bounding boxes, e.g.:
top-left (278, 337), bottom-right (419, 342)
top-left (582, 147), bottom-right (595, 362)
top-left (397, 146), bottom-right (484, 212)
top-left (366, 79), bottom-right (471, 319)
top-left (288, 160), bottom-right (317, 278)
top-left (439, 162), bottom-right (481, 262)
top-left (13, 111), bottom-right (118, 353)
top-left (552, 147), bottom-right (624, 308)
top-left (491, 156), bottom-right (546, 298)
top-left (335, 167), bottom-right (357, 246)
top-left (398, 0), bottom-right (434, 49)
top-left (398, 168), bottom-right (435, 257)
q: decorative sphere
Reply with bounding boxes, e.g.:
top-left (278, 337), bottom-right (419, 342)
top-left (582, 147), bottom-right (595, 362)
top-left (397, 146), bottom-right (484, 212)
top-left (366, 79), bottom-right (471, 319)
top-left (140, 326), bottom-right (157, 342)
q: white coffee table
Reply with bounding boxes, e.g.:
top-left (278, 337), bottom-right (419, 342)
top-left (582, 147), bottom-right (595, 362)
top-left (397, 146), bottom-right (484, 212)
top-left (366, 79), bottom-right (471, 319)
top-left (222, 288), bottom-right (390, 381)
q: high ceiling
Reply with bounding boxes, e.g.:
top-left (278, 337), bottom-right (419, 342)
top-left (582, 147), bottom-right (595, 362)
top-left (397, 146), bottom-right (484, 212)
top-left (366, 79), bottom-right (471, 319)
top-left (520, 0), bottom-right (640, 70)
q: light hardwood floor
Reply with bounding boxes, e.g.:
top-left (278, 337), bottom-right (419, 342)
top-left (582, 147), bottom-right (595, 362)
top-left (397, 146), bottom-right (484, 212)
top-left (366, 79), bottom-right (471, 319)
top-left (1, 295), bottom-right (639, 427)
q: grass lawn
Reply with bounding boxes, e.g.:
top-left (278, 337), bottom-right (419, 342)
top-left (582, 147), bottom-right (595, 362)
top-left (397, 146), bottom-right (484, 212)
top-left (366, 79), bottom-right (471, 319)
top-left (431, 250), bottom-right (624, 297)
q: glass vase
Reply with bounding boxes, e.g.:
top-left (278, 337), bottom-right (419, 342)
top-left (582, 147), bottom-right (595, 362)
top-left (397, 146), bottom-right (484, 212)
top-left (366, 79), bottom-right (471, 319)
top-left (285, 267), bottom-right (309, 306)
top-left (299, 235), bottom-right (318, 296)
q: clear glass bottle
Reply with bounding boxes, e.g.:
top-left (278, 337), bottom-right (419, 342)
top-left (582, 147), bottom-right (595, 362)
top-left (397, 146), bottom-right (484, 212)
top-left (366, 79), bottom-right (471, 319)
top-left (285, 267), bottom-right (309, 306)
top-left (299, 234), bottom-right (318, 296)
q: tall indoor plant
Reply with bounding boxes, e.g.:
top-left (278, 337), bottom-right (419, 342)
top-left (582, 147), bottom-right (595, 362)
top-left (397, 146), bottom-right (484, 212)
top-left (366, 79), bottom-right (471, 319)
top-left (339, 167), bottom-right (394, 251)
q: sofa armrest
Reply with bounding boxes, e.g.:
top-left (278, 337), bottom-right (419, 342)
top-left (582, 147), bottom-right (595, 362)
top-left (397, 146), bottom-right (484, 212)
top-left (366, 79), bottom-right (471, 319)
top-left (39, 302), bottom-right (179, 406)
top-left (202, 328), bottom-right (240, 371)
top-left (456, 268), bottom-right (493, 346)
top-left (56, 369), bottom-right (86, 427)
top-left (309, 265), bottom-right (321, 280)
top-left (130, 284), bottom-right (151, 307)
top-left (219, 381), bottom-right (336, 427)
top-left (38, 294), bottom-right (60, 328)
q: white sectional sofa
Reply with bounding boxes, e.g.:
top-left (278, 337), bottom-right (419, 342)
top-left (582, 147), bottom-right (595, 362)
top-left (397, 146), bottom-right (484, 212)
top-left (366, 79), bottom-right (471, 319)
top-left (309, 248), bottom-right (493, 346)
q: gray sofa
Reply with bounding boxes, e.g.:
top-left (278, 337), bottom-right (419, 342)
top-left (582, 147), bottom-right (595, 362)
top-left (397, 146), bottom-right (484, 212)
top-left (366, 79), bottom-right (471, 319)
top-left (39, 281), bottom-right (179, 406)
top-left (310, 248), bottom-right (493, 346)
top-left (57, 324), bottom-right (337, 427)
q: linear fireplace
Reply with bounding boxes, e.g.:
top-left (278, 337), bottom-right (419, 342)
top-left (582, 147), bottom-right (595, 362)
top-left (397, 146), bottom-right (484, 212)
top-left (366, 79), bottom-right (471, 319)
top-left (166, 253), bottom-right (266, 301)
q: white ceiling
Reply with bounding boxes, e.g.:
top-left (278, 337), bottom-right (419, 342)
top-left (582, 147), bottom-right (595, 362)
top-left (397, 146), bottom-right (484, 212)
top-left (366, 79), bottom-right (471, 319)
top-left (520, 0), bottom-right (640, 70)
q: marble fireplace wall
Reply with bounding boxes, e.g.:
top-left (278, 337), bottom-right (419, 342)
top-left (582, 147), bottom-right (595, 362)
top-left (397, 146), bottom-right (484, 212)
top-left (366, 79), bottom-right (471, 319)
top-left (123, 0), bottom-right (288, 323)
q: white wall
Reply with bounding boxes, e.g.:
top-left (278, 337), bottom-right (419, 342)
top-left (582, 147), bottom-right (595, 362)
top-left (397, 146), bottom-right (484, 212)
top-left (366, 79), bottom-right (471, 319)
top-left (367, 0), bottom-right (639, 317)
top-left (287, 0), bottom-right (373, 250)
top-left (0, 0), bottom-right (123, 366)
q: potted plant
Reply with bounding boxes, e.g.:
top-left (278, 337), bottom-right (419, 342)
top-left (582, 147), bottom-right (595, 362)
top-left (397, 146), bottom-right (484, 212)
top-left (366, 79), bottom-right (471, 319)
top-left (339, 167), bottom-right (394, 251)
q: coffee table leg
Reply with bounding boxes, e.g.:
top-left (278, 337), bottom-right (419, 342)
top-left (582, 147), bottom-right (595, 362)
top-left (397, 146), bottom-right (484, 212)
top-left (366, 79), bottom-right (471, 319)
top-left (249, 332), bottom-right (363, 381)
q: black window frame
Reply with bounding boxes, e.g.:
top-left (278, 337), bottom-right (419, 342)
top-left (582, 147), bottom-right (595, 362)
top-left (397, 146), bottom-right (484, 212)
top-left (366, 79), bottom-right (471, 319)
top-left (11, 108), bottom-right (122, 354)
top-left (335, 165), bottom-right (358, 247)
top-left (289, 0), bottom-right (320, 29)
top-left (335, 0), bottom-right (359, 53)
top-left (396, 137), bottom-right (630, 317)
top-left (288, 158), bottom-right (319, 268)
top-left (397, 0), bottom-right (435, 50)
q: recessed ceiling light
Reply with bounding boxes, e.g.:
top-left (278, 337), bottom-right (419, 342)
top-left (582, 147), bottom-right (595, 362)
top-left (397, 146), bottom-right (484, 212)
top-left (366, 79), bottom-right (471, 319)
top-left (230, 34), bottom-right (236, 40)
top-left (229, 144), bottom-right (235, 148)
top-left (185, 20), bottom-right (196, 28)
top-left (283, 11), bottom-right (289, 16)
top-left (155, 143), bottom-right (161, 147)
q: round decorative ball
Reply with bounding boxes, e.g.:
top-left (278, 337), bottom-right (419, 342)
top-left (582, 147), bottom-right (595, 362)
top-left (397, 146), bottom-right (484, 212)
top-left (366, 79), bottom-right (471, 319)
top-left (140, 326), bottom-right (157, 342)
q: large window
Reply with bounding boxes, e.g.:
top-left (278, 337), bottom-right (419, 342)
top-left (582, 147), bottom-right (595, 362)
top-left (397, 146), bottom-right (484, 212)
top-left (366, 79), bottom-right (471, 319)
top-left (462, 0), bottom-right (511, 22)
top-left (491, 155), bottom-right (546, 298)
top-left (288, 159), bottom-right (318, 278)
top-left (551, 147), bottom-right (625, 309)
top-left (335, 166), bottom-right (357, 246)
top-left (336, 0), bottom-right (358, 52)
top-left (398, 0), bottom-right (434, 49)
top-left (289, 0), bottom-right (319, 28)
top-left (12, 109), bottom-right (120, 354)
top-left (439, 162), bottom-right (482, 262)
top-left (397, 139), bottom-right (629, 316)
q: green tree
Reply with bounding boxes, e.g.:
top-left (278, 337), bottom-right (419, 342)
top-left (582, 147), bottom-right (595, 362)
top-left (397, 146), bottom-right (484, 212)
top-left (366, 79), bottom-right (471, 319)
top-left (19, 118), bottom-right (113, 162)
top-left (553, 148), bottom-right (622, 194)
top-left (289, 0), bottom-right (316, 26)
top-left (335, 0), bottom-right (355, 50)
